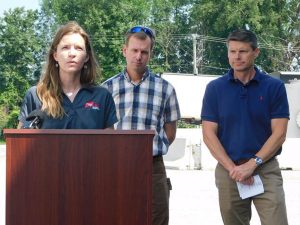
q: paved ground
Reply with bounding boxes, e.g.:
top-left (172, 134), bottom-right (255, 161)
top-left (167, 169), bottom-right (300, 225)
top-left (1, 145), bottom-right (300, 225)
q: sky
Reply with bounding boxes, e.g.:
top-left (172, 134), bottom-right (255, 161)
top-left (0, 0), bottom-right (40, 17)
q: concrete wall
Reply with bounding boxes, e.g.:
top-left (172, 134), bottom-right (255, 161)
top-left (285, 80), bottom-right (300, 138)
top-left (164, 128), bottom-right (300, 170)
top-left (162, 74), bottom-right (218, 119)
top-left (162, 74), bottom-right (300, 170)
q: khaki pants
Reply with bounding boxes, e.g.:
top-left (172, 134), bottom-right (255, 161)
top-left (152, 156), bottom-right (172, 225)
top-left (215, 158), bottom-right (288, 225)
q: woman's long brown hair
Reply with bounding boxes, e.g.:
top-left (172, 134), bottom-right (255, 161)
top-left (37, 21), bottom-right (100, 118)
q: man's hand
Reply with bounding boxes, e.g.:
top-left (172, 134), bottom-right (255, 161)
top-left (229, 160), bottom-right (257, 185)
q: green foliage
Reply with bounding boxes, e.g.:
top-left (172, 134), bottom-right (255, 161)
top-left (39, 0), bottom-right (300, 75)
top-left (177, 119), bottom-right (198, 128)
top-left (0, 106), bottom-right (7, 134)
top-left (0, 0), bottom-right (300, 134)
top-left (190, 0), bottom-right (298, 74)
top-left (41, 0), bottom-right (153, 80)
top-left (5, 109), bottom-right (20, 128)
top-left (0, 8), bottom-right (43, 82)
top-left (0, 8), bottom-right (44, 131)
top-left (0, 106), bottom-right (19, 139)
top-left (150, 0), bottom-right (194, 73)
top-left (41, 0), bottom-right (195, 77)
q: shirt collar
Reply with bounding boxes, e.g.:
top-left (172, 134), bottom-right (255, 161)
top-left (81, 85), bottom-right (95, 93)
top-left (61, 85), bottom-right (94, 97)
top-left (227, 66), bottom-right (262, 84)
top-left (122, 67), bottom-right (150, 85)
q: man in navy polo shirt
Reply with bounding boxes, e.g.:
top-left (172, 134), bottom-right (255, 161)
top-left (201, 29), bottom-right (289, 225)
top-left (102, 26), bottom-right (181, 225)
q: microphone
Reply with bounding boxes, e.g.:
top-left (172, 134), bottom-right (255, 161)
top-left (24, 109), bottom-right (46, 129)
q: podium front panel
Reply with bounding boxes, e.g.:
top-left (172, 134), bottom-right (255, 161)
top-left (4, 129), bottom-right (154, 225)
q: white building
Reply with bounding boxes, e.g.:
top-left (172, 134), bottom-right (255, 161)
top-left (162, 72), bottom-right (300, 170)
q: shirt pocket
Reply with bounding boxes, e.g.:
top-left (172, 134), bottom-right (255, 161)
top-left (150, 95), bottom-right (163, 119)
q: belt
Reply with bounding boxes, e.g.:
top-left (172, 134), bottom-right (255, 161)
top-left (234, 159), bottom-right (250, 165)
top-left (153, 155), bottom-right (163, 162)
top-left (234, 156), bottom-right (276, 166)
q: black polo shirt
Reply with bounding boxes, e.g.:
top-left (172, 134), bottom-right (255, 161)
top-left (19, 86), bottom-right (117, 129)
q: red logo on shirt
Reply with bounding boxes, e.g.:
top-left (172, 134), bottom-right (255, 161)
top-left (84, 101), bottom-right (100, 110)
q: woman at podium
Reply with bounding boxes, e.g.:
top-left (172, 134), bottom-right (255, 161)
top-left (17, 21), bottom-right (117, 129)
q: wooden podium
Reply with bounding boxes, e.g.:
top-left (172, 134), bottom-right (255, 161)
top-left (4, 129), bottom-right (154, 225)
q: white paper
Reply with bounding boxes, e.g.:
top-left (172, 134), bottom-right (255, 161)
top-left (236, 175), bottom-right (264, 199)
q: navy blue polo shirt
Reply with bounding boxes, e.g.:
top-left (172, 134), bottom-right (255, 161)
top-left (19, 86), bottom-right (117, 129)
top-left (201, 67), bottom-right (289, 162)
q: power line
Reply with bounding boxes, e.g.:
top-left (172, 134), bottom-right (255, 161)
top-left (1, 33), bottom-right (300, 52)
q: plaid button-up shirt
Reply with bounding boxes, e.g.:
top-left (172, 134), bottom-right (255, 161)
top-left (102, 68), bottom-right (181, 156)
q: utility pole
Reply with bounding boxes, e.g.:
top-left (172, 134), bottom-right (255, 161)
top-left (192, 34), bottom-right (198, 75)
top-left (198, 37), bottom-right (204, 74)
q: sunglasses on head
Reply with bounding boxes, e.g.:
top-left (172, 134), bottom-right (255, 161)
top-left (128, 26), bottom-right (155, 39)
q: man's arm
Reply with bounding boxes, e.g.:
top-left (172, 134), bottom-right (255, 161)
top-left (230, 118), bottom-right (288, 183)
top-left (164, 121), bottom-right (177, 145)
top-left (203, 120), bottom-right (256, 184)
top-left (202, 120), bottom-right (235, 172)
top-left (255, 118), bottom-right (288, 161)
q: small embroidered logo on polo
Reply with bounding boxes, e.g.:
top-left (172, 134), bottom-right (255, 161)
top-left (84, 101), bottom-right (100, 110)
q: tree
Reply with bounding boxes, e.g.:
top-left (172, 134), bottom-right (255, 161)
top-left (41, 0), bottom-right (152, 81)
top-left (189, 0), bottom-right (297, 74)
top-left (40, 0), bottom-right (196, 77)
top-left (285, 1), bottom-right (300, 71)
top-left (149, 0), bottom-right (194, 74)
top-left (0, 8), bottom-right (43, 133)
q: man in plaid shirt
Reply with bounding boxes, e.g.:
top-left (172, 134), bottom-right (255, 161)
top-left (102, 26), bottom-right (181, 225)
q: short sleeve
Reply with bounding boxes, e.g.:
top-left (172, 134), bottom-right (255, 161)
top-left (270, 82), bottom-right (289, 119)
top-left (103, 89), bottom-right (118, 128)
top-left (18, 86), bottom-right (42, 123)
top-left (164, 84), bottom-right (181, 123)
top-left (201, 81), bottom-right (219, 123)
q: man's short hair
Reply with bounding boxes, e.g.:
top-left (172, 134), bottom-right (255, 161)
top-left (125, 26), bottom-right (155, 50)
top-left (227, 29), bottom-right (258, 50)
